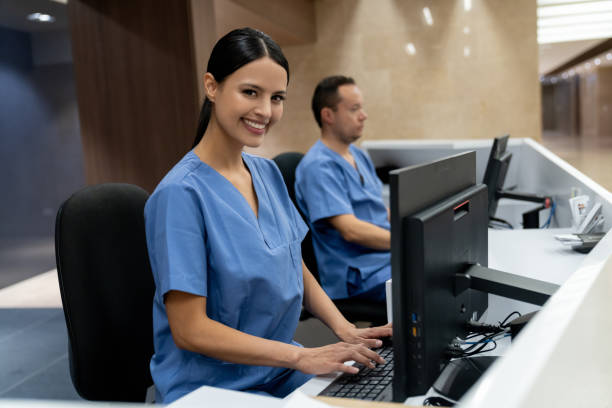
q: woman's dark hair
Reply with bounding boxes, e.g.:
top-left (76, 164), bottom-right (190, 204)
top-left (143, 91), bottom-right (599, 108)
top-left (311, 75), bottom-right (355, 128)
top-left (193, 27), bottom-right (290, 148)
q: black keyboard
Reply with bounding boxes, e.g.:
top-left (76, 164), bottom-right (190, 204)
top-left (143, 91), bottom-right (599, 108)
top-left (318, 344), bottom-right (393, 401)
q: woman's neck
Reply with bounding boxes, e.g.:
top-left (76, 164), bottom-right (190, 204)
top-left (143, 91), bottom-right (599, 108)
top-left (193, 118), bottom-right (245, 173)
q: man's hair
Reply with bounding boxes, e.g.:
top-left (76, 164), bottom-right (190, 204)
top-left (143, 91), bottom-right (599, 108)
top-left (311, 75), bottom-right (356, 128)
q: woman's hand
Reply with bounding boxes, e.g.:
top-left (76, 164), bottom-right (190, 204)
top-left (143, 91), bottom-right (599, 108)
top-left (335, 323), bottom-right (393, 349)
top-left (294, 342), bottom-right (386, 375)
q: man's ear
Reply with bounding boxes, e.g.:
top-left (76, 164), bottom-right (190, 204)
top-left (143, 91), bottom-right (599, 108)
top-left (321, 106), bottom-right (335, 126)
top-left (203, 73), bottom-right (218, 102)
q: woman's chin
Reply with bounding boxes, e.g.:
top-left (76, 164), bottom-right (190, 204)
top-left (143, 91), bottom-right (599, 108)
top-left (243, 136), bottom-right (265, 149)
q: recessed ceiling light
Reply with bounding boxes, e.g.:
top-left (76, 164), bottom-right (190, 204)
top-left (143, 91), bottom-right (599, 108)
top-left (27, 13), bottom-right (56, 23)
top-left (422, 7), bottom-right (434, 26)
top-left (464, 0), bottom-right (472, 11)
top-left (404, 43), bottom-right (416, 55)
top-left (595, 58), bottom-right (601, 65)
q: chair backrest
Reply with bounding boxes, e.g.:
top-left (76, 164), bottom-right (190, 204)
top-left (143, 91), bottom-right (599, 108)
top-left (272, 152), bottom-right (319, 281)
top-left (55, 183), bottom-right (154, 402)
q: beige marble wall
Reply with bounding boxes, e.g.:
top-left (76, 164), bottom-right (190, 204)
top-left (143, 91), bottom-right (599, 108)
top-left (247, 0), bottom-right (541, 158)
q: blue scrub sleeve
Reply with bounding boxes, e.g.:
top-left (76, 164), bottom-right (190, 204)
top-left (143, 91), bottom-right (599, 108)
top-left (145, 183), bottom-right (208, 299)
top-left (300, 161), bottom-right (353, 224)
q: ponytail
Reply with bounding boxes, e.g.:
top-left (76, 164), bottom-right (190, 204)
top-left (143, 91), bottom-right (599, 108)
top-left (193, 98), bottom-right (212, 148)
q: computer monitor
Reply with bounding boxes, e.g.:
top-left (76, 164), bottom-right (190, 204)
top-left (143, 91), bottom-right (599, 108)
top-left (482, 135), bottom-right (553, 228)
top-left (482, 134), bottom-right (511, 218)
top-left (389, 151), bottom-right (489, 402)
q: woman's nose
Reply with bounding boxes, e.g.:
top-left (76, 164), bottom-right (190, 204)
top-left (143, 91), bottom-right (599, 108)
top-left (254, 99), bottom-right (272, 119)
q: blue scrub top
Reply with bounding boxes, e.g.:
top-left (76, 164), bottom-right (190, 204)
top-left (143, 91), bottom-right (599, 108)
top-left (295, 141), bottom-right (390, 299)
top-left (145, 151), bottom-right (309, 403)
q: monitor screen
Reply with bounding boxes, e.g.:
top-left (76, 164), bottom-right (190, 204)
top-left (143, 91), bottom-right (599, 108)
top-left (390, 151), bottom-right (489, 401)
top-left (482, 135), bottom-right (511, 218)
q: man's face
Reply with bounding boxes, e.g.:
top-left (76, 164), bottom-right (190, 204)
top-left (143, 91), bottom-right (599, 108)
top-left (329, 84), bottom-right (368, 144)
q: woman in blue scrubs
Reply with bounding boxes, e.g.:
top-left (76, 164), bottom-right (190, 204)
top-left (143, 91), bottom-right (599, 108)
top-left (144, 28), bottom-right (392, 404)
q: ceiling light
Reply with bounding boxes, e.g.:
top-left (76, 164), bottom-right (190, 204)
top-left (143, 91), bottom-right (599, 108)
top-left (538, 23), bottom-right (612, 43)
top-left (464, 46), bottom-right (471, 57)
top-left (463, 26), bottom-right (471, 34)
top-left (538, 1), bottom-right (612, 18)
top-left (27, 12), bottom-right (55, 23)
top-left (423, 7), bottom-right (434, 26)
top-left (464, 0), bottom-right (472, 11)
top-left (405, 43), bottom-right (416, 55)
top-left (595, 58), bottom-right (601, 65)
top-left (538, 12), bottom-right (612, 27)
top-left (537, 0), bottom-right (612, 43)
top-left (607, 53), bottom-right (612, 60)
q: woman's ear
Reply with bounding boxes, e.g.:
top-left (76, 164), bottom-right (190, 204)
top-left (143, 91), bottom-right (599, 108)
top-left (203, 73), bottom-right (218, 102)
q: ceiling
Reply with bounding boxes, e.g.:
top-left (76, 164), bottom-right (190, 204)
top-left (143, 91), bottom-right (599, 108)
top-left (0, 0), bottom-right (68, 32)
top-left (539, 38), bottom-right (605, 74)
top-left (0, 0), bottom-right (610, 75)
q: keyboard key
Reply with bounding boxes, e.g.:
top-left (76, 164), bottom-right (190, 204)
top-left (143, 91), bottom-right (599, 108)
top-left (318, 344), bottom-right (393, 401)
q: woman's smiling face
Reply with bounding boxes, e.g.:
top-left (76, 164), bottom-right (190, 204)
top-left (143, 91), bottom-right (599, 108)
top-left (205, 57), bottom-right (288, 148)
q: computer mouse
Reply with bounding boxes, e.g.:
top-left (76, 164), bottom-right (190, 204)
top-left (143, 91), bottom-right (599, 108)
top-left (432, 356), bottom-right (498, 401)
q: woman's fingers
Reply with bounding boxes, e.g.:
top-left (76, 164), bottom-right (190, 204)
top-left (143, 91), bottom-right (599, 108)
top-left (345, 344), bottom-right (385, 367)
top-left (361, 338), bottom-right (383, 349)
top-left (363, 326), bottom-right (393, 338)
top-left (336, 363), bottom-right (359, 374)
top-left (297, 342), bottom-right (386, 375)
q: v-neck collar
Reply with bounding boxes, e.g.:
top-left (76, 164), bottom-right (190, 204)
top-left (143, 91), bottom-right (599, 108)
top-left (189, 150), bottom-right (263, 222)
top-left (317, 140), bottom-right (364, 185)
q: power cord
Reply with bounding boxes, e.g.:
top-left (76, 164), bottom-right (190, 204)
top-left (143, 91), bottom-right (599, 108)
top-left (541, 200), bottom-right (556, 229)
top-left (424, 396), bottom-right (455, 406)
top-left (446, 311), bottom-right (520, 358)
top-left (489, 216), bottom-right (514, 229)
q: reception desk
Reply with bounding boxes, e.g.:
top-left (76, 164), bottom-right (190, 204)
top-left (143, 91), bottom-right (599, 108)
top-left (167, 138), bottom-right (612, 407)
top-left (154, 138), bottom-right (612, 408)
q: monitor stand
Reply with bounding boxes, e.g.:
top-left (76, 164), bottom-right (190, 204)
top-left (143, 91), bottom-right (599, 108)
top-left (432, 356), bottom-right (498, 401)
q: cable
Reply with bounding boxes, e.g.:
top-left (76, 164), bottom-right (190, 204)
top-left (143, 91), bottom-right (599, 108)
top-left (499, 311), bottom-right (521, 328)
top-left (489, 216), bottom-right (514, 229)
top-left (424, 396), bottom-right (455, 406)
top-left (541, 200), bottom-right (556, 229)
top-left (452, 311), bottom-right (519, 357)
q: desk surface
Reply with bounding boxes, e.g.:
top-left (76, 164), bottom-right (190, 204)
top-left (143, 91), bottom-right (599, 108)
top-left (485, 227), bottom-right (586, 324)
top-left (169, 226), bottom-right (604, 407)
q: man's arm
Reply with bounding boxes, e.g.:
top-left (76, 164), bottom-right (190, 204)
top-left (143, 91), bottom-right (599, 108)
top-left (327, 214), bottom-right (390, 250)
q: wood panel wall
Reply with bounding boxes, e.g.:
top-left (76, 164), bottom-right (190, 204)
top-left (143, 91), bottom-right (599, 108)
top-left (68, 0), bottom-right (200, 192)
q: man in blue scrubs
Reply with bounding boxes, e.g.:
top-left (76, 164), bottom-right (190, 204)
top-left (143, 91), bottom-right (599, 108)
top-left (295, 76), bottom-right (390, 302)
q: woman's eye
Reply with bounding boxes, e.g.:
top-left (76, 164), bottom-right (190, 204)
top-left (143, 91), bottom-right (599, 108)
top-left (272, 95), bottom-right (285, 103)
top-left (243, 89), bottom-right (257, 97)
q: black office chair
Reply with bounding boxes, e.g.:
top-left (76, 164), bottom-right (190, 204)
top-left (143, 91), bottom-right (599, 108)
top-left (54, 183), bottom-right (155, 402)
top-left (273, 152), bottom-right (387, 325)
